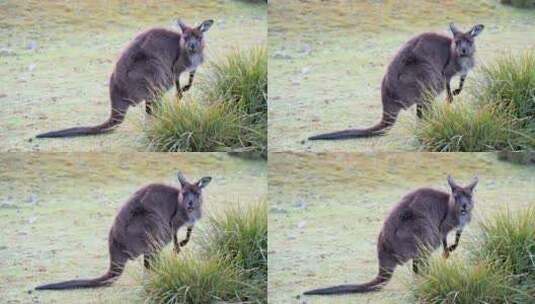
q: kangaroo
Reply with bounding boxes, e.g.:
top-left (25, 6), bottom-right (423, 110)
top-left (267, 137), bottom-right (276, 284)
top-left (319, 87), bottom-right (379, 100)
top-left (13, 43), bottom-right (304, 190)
top-left (35, 172), bottom-right (212, 290)
top-left (309, 23), bottom-right (484, 140)
top-left (36, 19), bottom-right (214, 139)
top-left (304, 175), bottom-right (478, 295)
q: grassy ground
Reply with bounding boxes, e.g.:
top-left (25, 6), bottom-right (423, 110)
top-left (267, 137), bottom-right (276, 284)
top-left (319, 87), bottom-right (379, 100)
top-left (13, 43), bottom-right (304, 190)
top-left (0, 153), bottom-right (267, 303)
top-left (0, 0), bottom-right (266, 152)
top-left (268, 152), bottom-right (535, 303)
top-left (268, 0), bottom-right (535, 152)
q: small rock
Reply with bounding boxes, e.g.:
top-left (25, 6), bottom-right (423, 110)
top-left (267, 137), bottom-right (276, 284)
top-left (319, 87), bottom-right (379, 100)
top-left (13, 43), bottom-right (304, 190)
top-left (299, 44), bottom-right (312, 55)
top-left (272, 50), bottom-right (293, 60)
top-left (26, 193), bottom-right (38, 205)
top-left (301, 67), bottom-right (310, 75)
top-left (0, 93), bottom-right (7, 99)
top-left (270, 207), bottom-right (287, 214)
top-left (0, 47), bottom-right (16, 56)
top-left (26, 41), bottom-right (38, 50)
top-left (0, 202), bottom-right (18, 209)
top-left (297, 221), bottom-right (306, 229)
top-left (28, 216), bottom-right (37, 224)
top-left (28, 63), bottom-right (36, 72)
top-left (295, 201), bottom-right (307, 209)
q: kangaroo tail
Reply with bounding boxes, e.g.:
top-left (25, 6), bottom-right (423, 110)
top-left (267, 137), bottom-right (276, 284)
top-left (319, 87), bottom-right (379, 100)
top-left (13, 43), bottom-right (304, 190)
top-left (35, 264), bottom-right (123, 290)
top-left (36, 109), bottom-right (126, 138)
top-left (303, 266), bottom-right (393, 295)
top-left (308, 110), bottom-right (398, 140)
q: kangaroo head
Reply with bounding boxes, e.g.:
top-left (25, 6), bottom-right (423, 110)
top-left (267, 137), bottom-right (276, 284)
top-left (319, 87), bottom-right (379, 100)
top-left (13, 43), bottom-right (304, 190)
top-left (447, 175), bottom-right (478, 216)
top-left (449, 23), bottom-right (484, 57)
top-left (176, 172), bottom-right (212, 213)
top-left (177, 19), bottom-right (214, 55)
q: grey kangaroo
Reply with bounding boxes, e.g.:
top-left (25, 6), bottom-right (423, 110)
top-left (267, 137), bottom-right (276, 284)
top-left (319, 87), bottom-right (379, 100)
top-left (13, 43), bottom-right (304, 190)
top-left (36, 19), bottom-right (213, 138)
top-left (35, 172), bottom-right (212, 290)
top-left (309, 23), bottom-right (484, 140)
top-left (304, 175), bottom-right (478, 295)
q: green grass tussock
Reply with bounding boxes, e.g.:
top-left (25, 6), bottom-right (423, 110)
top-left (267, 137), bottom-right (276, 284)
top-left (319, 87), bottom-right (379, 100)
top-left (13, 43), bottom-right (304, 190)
top-left (414, 101), bottom-right (521, 151)
top-left (474, 51), bottom-right (535, 131)
top-left (202, 46), bottom-right (267, 120)
top-left (411, 207), bottom-right (535, 304)
top-left (142, 100), bottom-right (250, 152)
top-left (414, 51), bottom-right (535, 151)
top-left (142, 201), bottom-right (267, 304)
top-left (142, 46), bottom-right (267, 155)
top-left (201, 201), bottom-right (268, 278)
top-left (477, 208), bottom-right (535, 286)
top-left (143, 253), bottom-right (243, 304)
top-left (412, 258), bottom-right (515, 304)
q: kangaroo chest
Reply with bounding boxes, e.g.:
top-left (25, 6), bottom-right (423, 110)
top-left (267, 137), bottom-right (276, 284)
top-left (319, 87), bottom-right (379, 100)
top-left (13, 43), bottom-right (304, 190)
top-left (456, 56), bottom-right (474, 76)
top-left (185, 53), bottom-right (203, 72)
top-left (457, 212), bottom-right (471, 229)
top-left (175, 53), bottom-right (203, 75)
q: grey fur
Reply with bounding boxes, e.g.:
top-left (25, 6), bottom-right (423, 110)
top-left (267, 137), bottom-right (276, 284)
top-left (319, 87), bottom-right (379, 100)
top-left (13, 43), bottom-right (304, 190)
top-left (309, 23), bottom-right (484, 140)
top-left (36, 19), bottom-right (214, 138)
top-left (304, 176), bottom-right (478, 295)
top-left (35, 172), bottom-right (212, 290)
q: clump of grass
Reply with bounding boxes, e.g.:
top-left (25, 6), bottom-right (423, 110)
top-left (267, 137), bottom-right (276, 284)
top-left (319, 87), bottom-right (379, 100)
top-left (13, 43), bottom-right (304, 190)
top-left (202, 46), bottom-right (267, 156)
top-left (202, 46), bottom-right (267, 118)
top-left (142, 201), bottom-right (267, 304)
top-left (474, 51), bottom-right (535, 131)
top-left (143, 253), bottom-right (244, 304)
top-left (201, 201), bottom-right (267, 279)
top-left (142, 99), bottom-right (264, 153)
top-left (476, 208), bottom-right (535, 286)
top-left (412, 257), bottom-right (516, 304)
top-left (414, 51), bottom-right (535, 151)
top-left (411, 207), bottom-right (535, 303)
top-left (500, 0), bottom-right (535, 8)
top-left (414, 100), bottom-right (521, 151)
top-left (142, 46), bottom-right (267, 156)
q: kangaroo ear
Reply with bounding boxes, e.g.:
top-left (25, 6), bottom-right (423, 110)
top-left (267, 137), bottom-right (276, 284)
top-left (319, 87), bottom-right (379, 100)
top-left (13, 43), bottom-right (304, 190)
top-left (197, 19), bottom-right (214, 33)
top-left (447, 175), bottom-right (460, 191)
top-left (177, 19), bottom-right (189, 33)
top-left (466, 176), bottom-right (479, 192)
top-left (449, 23), bottom-right (461, 36)
top-left (469, 24), bottom-right (484, 37)
top-left (177, 172), bottom-right (188, 187)
top-left (197, 176), bottom-right (212, 189)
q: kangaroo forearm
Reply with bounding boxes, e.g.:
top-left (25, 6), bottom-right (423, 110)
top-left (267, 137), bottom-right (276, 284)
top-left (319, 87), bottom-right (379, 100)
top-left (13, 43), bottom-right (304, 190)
top-left (448, 230), bottom-right (462, 251)
top-left (453, 75), bottom-right (466, 95)
top-left (179, 226), bottom-right (193, 247)
top-left (181, 71), bottom-right (195, 92)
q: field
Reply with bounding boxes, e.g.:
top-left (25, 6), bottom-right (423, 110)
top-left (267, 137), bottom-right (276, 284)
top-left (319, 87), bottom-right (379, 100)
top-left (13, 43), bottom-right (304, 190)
top-left (0, 0), bottom-right (266, 152)
top-left (268, 152), bottom-right (535, 303)
top-left (268, 0), bottom-right (535, 152)
top-left (0, 153), bottom-right (267, 303)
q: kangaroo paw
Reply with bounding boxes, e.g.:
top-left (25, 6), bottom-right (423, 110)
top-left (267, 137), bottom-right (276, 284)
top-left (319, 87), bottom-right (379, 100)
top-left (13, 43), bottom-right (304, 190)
top-left (442, 249), bottom-right (450, 259)
top-left (453, 89), bottom-right (462, 96)
top-left (447, 244), bottom-right (458, 252)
